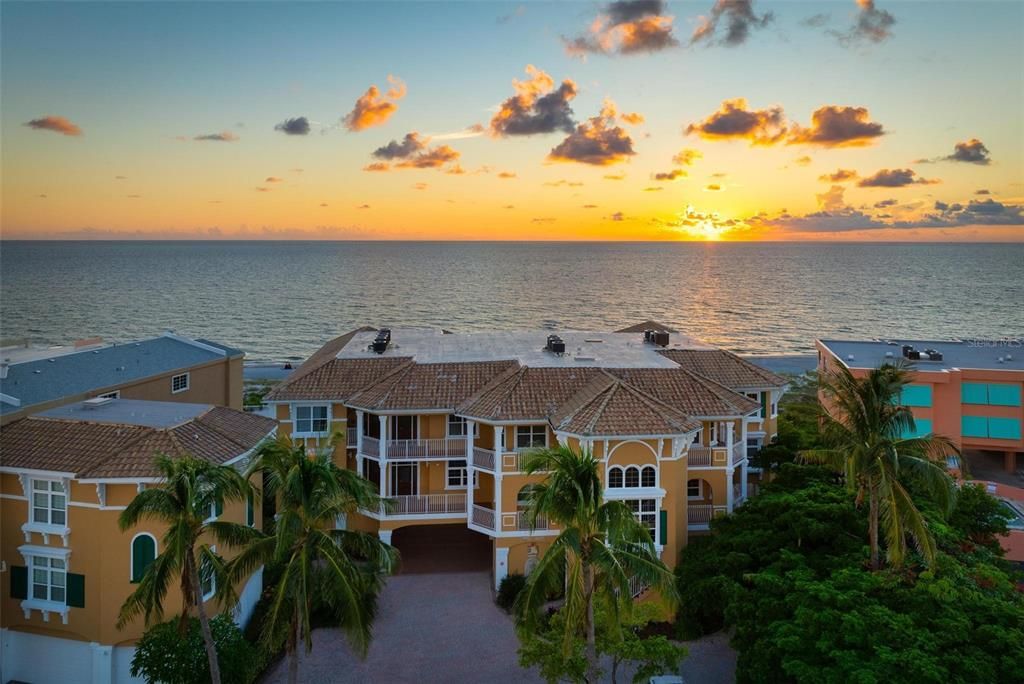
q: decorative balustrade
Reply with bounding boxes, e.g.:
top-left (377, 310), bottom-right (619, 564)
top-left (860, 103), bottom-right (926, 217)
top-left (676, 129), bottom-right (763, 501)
top-left (346, 430), bottom-right (357, 447)
top-left (471, 504), bottom-right (496, 530)
top-left (383, 493), bottom-right (467, 516)
top-left (361, 436), bottom-right (380, 458)
top-left (687, 504), bottom-right (728, 526)
top-left (514, 510), bottom-right (551, 531)
top-left (688, 446), bottom-right (714, 467)
top-left (470, 446), bottom-right (496, 471)
top-left (385, 437), bottom-right (467, 460)
top-left (688, 443), bottom-right (746, 467)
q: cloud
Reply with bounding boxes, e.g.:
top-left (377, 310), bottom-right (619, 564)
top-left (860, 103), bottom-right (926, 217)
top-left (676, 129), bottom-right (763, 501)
top-left (367, 131), bottom-right (462, 172)
top-left (195, 131), bottom-right (239, 142)
top-left (672, 148), bottom-right (703, 166)
top-left (274, 117), bottom-right (311, 135)
top-left (946, 138), bottom-right (992, 165)
top-left (544, 180), bottom-right (584, 187)
top-left (583, 204), bottom-right (599, 208)
top-left (357, 204), bottom-right (370, 209)
top-left (531, 217), bottom-right (557, 223)
top-left (819, 168), bottom-right (859, 182)
top-left (644, 186), bottom-right (664, 192)
top-left (975, 189), bottom-right (991, 195)
top-left (343, 76), bottom-right (406, 131)
top-left (793, 155), bottom-right (813, 166)
top-left (320, 203), bottom-right (329, 207)
top-left (801, 13), bottom-right (830, 28)
top-left (548, 100), bottom-right (637, 166)
top-left (255, 187), bottom-right (271, 192)
top-left (653, 169), bottom-right (687, 181)
top-left (610, 211), bottom-right (625, 221)
top-left (787, 106), bottom-right (885, 147)
top-left (429, 124), bottom-right (486, 141)
top-left (564, 0), bottom-right (679, 57)
top-left (498, 171), bottom-right (517, 179)
top-left (115, 175), bottom-right (127, 180)
top-left (363, 162), bottom-right (390, 172)
top-left (413, 182), bottom-right (429, 191)
top-left (397, 145), bottom-right (460, 170)
top-left (503, 205), bottom-right (515, 209)
top-left (685, 98), bottom-right (786, 145)
top-left (691, 0), bottom-right (774, 47)
top-left (490, 65), bottom-right (578, 136)
top-left (835, 0), bottom-right (896, 45)
top-left (705, 183), bottom-right (723, 191)
top-left (265, 177), bottom-right (284, 183)
top-left (24, 115), bottom-right (82, 136)
top-left (816, 185), bottom-right (847, 211)
top-left (874, 198), bottom-right (898, 208)
top-left (857, 168), bottom-right (937, 187)
top-left (604, 173), bottom-right (627, 180)
top-left (372, 132), bottom-right (426, 160)
top-left (497, 4), bottom-right (526, 24)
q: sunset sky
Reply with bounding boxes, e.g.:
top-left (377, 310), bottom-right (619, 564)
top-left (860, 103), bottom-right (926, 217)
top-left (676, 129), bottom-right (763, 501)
top-left (2, 1), bottom-right (1022, 241)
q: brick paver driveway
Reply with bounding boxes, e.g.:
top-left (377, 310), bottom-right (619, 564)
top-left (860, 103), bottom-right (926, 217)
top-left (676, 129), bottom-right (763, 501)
top-left (262, 571), bottom-right (541, 683)
top-left (261, 571), bottom-right (737, 683)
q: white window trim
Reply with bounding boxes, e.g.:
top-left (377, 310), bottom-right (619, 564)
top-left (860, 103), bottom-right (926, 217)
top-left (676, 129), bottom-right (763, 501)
top-left (201, 545), bottom-right (216, 602)
top-left (687, 479), bottom-right (704, 500)
top-left (130, 532), bottom-right (158, 582)
top-left (292, 403), bottom-right (331, 437)
top-left (23, 477), bottom-right (70, 545)
top-left (96, 390), bottom-right (120, 399)
top-left (607, 465), bottom-right (657, 489)
top-left (444, 460), bottom-right (479, 490)
top-left (446, 415), bottom-right (479, 438)
top-left (18, 545), bottom-right (72, 623)
top-left (515, 424), bottom-right (549, 450)
top-left (171, 372), bottom-right (190, 394)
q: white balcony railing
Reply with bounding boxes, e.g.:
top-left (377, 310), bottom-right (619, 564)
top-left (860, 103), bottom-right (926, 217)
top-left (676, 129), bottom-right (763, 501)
top-left (346, 431), bottom-right (357, 448)
top-left (687, 504), bottom-right (728, 526)
top-left (514, 510), bottom-right (551, 531)
top-left (731, 441), bottom-right (746, 465)
top-left (470, 446), bottom-right (496, 472)
top-left (471, 504), bottom-right (496, 530)
top-left (361, 436), bottom-right (380, 458)
top-left (382, 437), bottom-right (467, 460)
top-left (688, 443), bottom-right (746, 468)
top-left (383, 493), bottom-right (467, 517)
top-left (688, 446), bottom-right (714, 467)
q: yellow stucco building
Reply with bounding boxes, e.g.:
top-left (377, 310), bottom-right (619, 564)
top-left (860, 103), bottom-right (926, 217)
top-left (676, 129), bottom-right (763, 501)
top-left (0, 398), bottom-right (275, 684)
top-left (265, 323), bottom-right (787, 590)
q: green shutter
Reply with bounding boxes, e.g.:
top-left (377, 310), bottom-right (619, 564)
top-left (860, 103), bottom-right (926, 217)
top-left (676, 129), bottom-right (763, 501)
top-left (132, 535), bottom-right (156, 583)
top-left (989, 418), bottom-right (1022, 441)
top-left (962, 383), bottom-right (988, 405)
top-left (67, 573), bottom-right (85, 608)
top-left (962, 415), bottom-right (988, 438)
top-left (659, 510), bottom-right (668, 546)
top-left (10, 565), bottom-right (27, 599)
top-left (987, 384), bottom-right (1022, 407)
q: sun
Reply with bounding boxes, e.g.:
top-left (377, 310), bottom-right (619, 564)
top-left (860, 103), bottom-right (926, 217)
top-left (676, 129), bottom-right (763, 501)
top-left (671, 205), bottom-right (737, 241)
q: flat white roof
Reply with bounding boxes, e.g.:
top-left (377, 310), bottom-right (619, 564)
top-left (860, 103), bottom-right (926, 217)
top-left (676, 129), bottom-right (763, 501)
top-left (37, 398), bottom-right (212, 428)
top-left (337, 328), bottom-right (714, 368)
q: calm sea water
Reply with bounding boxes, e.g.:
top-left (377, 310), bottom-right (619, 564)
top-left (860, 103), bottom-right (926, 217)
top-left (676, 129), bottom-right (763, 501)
top-left (1, 241), bottom-right (1021, 362)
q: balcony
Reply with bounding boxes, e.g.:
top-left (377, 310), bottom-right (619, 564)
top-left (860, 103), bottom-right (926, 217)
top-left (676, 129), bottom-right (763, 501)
top-left (468, 448), bottom-right (548, 474)
top-left (346, 430), bottom-right (357, 448)
top-left (360, 436), bottom-right (467, 460)
top-left (468, 506), bottom-right (556, 536)
top-left (471, 504), bottom-right (496, 531)
top-left (688, 442), bottom-right (745, 468)
top-left (371, 493), bottom-right (467, 518)
top-left (687, 504), bottom-right (728, 530)
top-left (470, 446), bottom-right (496, 472)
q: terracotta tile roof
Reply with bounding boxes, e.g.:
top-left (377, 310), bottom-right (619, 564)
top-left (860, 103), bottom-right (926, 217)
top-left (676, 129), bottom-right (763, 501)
top-left (349, 361), bottom-right (519, 411)
top-left (458, 366), bottom-right (600, 421)
top-left (615, 320), bottom-right (679, 334)
top-left (604, 367), bottom-right (761, 418)
top-left (658, 349), bottom-right (786, 389)
top-left (264, 326), bottom-right (381, 401)
top-left (0, 406), bottom-right (276, 479)
top-left (265, 356), bottom-right (412, 401)
top-left (553, 374), bottom-right (701, 437)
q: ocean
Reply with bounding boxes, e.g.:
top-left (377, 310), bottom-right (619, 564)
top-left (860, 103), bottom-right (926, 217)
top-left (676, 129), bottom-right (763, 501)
top-left (1, 241), bottom-right (1021, 362)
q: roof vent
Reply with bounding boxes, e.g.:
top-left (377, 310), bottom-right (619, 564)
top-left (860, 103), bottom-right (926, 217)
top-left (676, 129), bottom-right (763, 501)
top-left (643, 329), bottom-right (670, 347)
top-left (84, 396), bottom-right (114, 408)
top-left (546, 335), bottom-right (566, 355)
top-left (369, 328), bottom-right (392, 354)
top-left (902, 345), bottom-right (943, 362)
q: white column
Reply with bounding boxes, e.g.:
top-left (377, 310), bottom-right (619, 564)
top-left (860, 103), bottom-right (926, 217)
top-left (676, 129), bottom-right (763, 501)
top-left (379, 529), bottom-right (393, 545)
top-left (726, 467), bottom-right (735, 512)
top-left (494, 425), bottom-right (504, 453)
top-left (356, 410), bottom-right (365, 475)
top-left (740, 461), bottom-right (748, 502)
top-left (494, 425), bottom-right (505, 515)
top-left (741, 418), bottom-right (748, 460)
top-left (380, 461), bottom-right (388, 498)
top-left (379, 415), bottom-right (389, 460)
top-left (495, 546), bottom-right (510, 590)
top-left (90, 642), bottom-right (113, 684)
top-left (466, 420), bottom-right (476, 514)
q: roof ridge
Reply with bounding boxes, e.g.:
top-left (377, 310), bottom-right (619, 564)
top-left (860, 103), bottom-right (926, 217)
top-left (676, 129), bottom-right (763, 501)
top-left (347, 359), bottom-right (417, 409)
top-left (192, 409), bottom-right (252, 453)
top-left (614, 379), bottom-right (694, 430)
top-left (456, 362), bottom-right (525, 418)
top-left (550, 371), bottom-right (617, 431)
top-left (583, 380), bottom-right (620, 434)
top-left (675, 366), bottom-right (759, 414)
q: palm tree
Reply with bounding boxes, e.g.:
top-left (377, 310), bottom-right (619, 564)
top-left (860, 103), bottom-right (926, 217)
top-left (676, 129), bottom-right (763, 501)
top-left (118, 454), bottom-right (256, 684)
top-left (803, 361), bottom-right (956, 570)
top-left (228, 435), bottom-right (397, 684)
top-left (514, 444), bottom-right (676, 683)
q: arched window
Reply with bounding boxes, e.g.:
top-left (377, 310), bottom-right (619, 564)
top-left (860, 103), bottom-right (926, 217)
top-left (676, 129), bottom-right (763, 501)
top-left (608, 467), bottom-right (624, 488)
top-left (641, 466), bottom-right (656, 488)
top-left (131, 533), bottom-right (157, 583)
top-left (624, 466), bottom-right (640, 488)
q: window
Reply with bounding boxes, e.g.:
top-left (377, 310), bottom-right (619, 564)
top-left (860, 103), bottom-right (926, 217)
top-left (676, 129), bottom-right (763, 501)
top-left (206, 497), bottom-right (223, 523)
top-left (963, 416), bottom-right (1022, 440)
top-left (447, 415), bottom-right (478, 437)
top-left (31, 555), bottom-right (66, 604)
top-left (708, 423), bottom-right (719, 445)
top-left (962, 382), bottom-right (1022, 407)
top-left (200, 549), bottom-right (215, 601)
top-left (641, 466), bottom-right (656, 488)
top-left (898, 385), bottom-right (933, 408)
top-left (687, 479), bottom-right (703, 500)
top-left (96, 390), bottom-right (120, 399)
top-left (745, 392), bottom-right (765, 418)
top-left (691, 431), bottom-right (702, 446)
top-left (295, 405), bottom-right (329, 435)
top-left (516, 425), bottom-right (547, 449)
top-left (900, 418), bottom-right (933, 439)
top-left (32, 480), bottom-right (66, 527)
top-left (624, 499), bottom-right (657, 540)
top-left (624, 466), bottom-right (640, 488)
top-left (171, 373), bottom-right (190, 393)
top-left (446, 460), bottom-right (475, 488)
top-left (131, 534), bottom-right (157, 583)
top-left (608, 467), bottom-right (624, 488)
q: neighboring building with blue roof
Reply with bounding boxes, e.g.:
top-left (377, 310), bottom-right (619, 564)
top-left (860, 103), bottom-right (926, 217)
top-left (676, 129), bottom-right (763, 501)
top-left (0, 332), bottom-right (244, 424)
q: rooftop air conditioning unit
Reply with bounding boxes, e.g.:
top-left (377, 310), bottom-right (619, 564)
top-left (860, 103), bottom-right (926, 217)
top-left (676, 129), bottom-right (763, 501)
top-left (546, 335), bottom-right (566, 355)
top-left (643, 329), bottom-right (670, 347)
top-left (370, 328), bottom-right (392, 354)
top-left (84, 396), bottom-right (114, 408)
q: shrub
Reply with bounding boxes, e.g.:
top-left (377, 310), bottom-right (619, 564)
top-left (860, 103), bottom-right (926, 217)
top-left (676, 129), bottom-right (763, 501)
top-left (131, 614), bottom-right (257, 684)
top-left (496, 572), bottom-right (527, 613)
